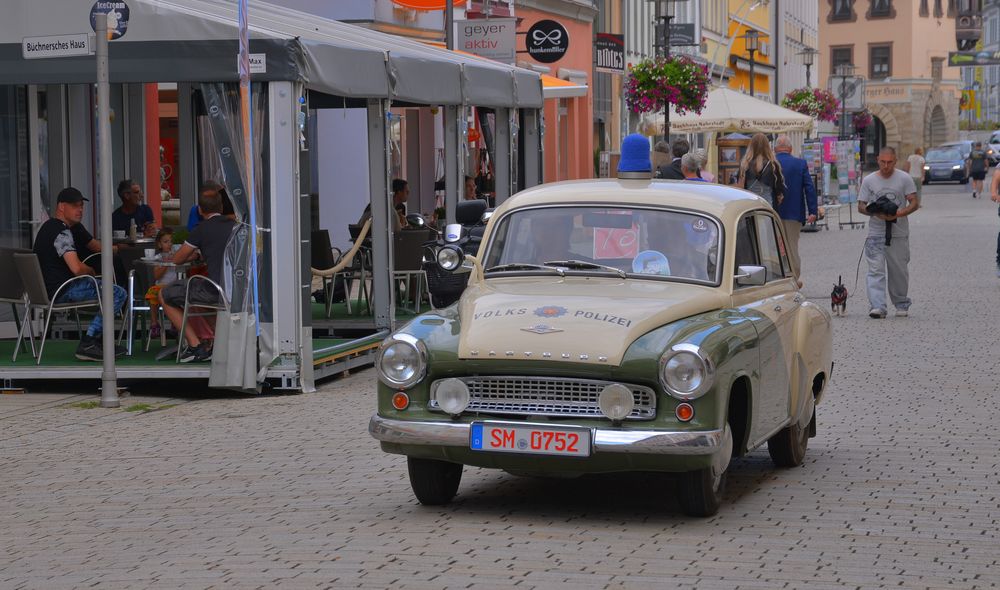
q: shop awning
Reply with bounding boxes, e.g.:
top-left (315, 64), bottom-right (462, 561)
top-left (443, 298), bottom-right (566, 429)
top-left (542, 75), bottom-right (588, 99)
top-left (641, 87), bottom-right (813, 134)
top-left (0, 0), bottom-right (543, 108)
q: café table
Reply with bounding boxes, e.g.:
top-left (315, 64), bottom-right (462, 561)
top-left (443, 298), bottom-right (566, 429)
top-left (122, 257), bottom-right (192, 356)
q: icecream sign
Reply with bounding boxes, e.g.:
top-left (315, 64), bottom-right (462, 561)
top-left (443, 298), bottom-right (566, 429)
top-left (90, 0), bottom-right (130, 40)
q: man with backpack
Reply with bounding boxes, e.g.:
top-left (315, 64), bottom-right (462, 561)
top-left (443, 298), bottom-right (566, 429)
top-left (968, 141), bottom-right (989, 198)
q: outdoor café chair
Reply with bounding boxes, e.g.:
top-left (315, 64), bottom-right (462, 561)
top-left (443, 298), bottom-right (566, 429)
top-left (175, 275), bottom-right (229, 363)
top-left (311, 219), bottom-right (371, 316)
top-left (0, 246), bottom-right (33, 358)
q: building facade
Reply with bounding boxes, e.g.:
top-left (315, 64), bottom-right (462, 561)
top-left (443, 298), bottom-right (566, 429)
top-left (776, 0), bottom-right (820, 97)
top-left (819, 0), bottom-right (961, 161)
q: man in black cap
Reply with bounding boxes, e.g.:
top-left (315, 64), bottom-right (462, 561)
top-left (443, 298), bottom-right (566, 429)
top-left (32, 187), bottom-right (127, 361)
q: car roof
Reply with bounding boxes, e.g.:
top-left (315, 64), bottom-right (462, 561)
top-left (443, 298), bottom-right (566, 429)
top-left (497, 178), bottom-right (770, 226)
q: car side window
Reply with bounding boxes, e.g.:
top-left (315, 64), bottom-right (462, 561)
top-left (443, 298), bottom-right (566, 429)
top-left (733, 216), bottom-right (759, 271)
top-left (754, 214), bottom-right (785, 281)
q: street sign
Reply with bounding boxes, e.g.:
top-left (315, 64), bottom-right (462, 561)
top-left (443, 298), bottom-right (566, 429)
top-left (829, 75), bottom-right (865, 111)
top-left (595, 33), bottom-right (624, 75)
top-left (90, 1), bottom-right (130, 40)
top-left (526, 19), bottom-right (569, 64)
top-left (655, 23), bottom-right (698, 47)
top-left (22, 34), bottom-right (91, 59)
top-left (948, 51), bottom-right (1000, 66)
top-left (456, 18), bottom-right (516, 64)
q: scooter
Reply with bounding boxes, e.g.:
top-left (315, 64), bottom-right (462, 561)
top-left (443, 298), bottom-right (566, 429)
top-left (423, 199), bottom-right (489, 308)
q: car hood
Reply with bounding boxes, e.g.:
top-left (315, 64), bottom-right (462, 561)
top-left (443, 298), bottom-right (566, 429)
top-left (456, 276), bottom-right (728, 366)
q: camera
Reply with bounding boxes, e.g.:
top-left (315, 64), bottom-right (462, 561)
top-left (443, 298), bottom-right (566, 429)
top-left (865, 195), bottom-right (899, 217)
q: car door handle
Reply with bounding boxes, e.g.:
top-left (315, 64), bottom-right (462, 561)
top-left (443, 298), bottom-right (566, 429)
top-left (773, 305), bottom-right (782, 312)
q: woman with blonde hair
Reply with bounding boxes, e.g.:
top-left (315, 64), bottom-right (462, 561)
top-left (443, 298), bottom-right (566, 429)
top-left (738, 133), bottom-right (785, 208)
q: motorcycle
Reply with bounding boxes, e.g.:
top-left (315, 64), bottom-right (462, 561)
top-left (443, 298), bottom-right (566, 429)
top-left (422, 199), bottom-right (489, 308)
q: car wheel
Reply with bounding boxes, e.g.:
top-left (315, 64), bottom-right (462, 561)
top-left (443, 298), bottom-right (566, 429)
top-left (767, 420), bottom-right (809, 467)
top-left (677, 467), bottom-right (726, 517)
top-left (407, 456), bottom-right (463, 505)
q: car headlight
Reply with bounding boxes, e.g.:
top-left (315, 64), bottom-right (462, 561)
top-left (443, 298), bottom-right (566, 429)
top-left (923, 165), bottom-right (930, 170)
top-left (953, 164), bottom-right (963, 170)
top-left (659, 343), bottom-right (714, 400)
top-left (377, 334), bottom-right (427, 389)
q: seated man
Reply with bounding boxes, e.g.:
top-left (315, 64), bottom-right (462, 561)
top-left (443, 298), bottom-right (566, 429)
top-left (358, 178), bottom-right (408, 232)
top-left (111, 179), bottom-right (157, 237)
top-left (160, 184), bottom-right (237, 362)
top-left (187, 181), bottom-right (236, 230)
top-left (33, 187), bottom-right (127, 361)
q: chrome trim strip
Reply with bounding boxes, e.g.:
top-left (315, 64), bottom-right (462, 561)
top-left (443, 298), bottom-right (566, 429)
top-left (369, 415), bottom-right (726, 456)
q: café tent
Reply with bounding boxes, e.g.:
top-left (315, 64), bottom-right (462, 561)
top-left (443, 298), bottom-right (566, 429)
top-left (642, 87), bottom-right (814, 135)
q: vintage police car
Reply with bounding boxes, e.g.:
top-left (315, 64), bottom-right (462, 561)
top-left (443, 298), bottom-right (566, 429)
top-left (369, 178), bottom-right (833, 516)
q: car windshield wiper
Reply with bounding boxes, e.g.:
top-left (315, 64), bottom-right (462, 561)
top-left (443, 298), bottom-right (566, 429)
top-left (543, 259), bottom-right (627, 278)
top-left (485, 263), bottom-right (564, 276)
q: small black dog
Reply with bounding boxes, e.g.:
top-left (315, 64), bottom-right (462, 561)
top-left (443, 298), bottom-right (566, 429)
top-left (831, 275), bottom-right (847, 316)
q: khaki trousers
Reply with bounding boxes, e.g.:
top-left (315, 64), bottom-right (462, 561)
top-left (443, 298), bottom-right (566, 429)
top-left (782, 219), bottom-right (803, 278)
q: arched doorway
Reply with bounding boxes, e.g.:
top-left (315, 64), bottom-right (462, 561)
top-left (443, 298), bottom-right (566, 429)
top-left (928, 105), bottom-right (947, 147)
top-left (863, 116), bottom-right (887, 170)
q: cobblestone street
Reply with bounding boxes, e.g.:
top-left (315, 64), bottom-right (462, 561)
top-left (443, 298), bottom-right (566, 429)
top-left (2, 181), bottom-right (999, 589)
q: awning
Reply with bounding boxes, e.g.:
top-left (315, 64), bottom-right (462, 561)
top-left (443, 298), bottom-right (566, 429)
top-left (641, 87), bottom-right (813, 134)
top-left (542, 74), bottom-right (588, 99)
top-left (0, 0), bottom-right (543, 108)
top-left (391, 0), bottom-right (447, 9)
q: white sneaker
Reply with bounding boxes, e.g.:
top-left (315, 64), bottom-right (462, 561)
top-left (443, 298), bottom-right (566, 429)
top-left (895, 309), bottom-right (908, 317)
top-left (869, 308), bottom-right (886, 319)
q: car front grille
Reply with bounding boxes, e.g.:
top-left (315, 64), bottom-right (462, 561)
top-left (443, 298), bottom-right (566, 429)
top-left (429, 376), bottom-right (656, 420)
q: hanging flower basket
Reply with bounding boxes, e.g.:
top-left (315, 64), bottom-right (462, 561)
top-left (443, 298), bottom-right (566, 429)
top-left (780, 87), bottom-right (840, 122)
top-left (624, 55), bottom-right (710, 116)
top-left (853, 110), bottom-right (873, 130)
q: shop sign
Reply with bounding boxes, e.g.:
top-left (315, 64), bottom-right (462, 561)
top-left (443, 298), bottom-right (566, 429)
top-left (456, 18), bottom-right (516, 64)
top-left (22, 34), bottom-right (91, 59)
top-left (236, 53), bottom-right (267, 74)
top-left (527, 19), bottom-right (569, 64)
top-left (595, 33), bottom-right (624, 75)
top-left (865, 84), bottom-right (910, 104)
top-left (90, 1), bottom-right (130, 40)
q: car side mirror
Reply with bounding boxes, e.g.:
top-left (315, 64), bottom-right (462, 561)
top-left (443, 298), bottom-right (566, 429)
top-left (735, 265), bottom-right (767, 286)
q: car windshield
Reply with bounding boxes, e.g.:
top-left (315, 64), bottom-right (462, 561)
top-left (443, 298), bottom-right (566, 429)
top-left (483, 206), bottom-right (721, 283)
top-left (926, 148), bottom-right (961, 162)
top-left (991, 134), bottom-right (1000, 144)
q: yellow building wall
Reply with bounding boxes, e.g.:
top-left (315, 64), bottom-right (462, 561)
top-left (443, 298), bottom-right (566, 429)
top-left (725, 0), bottom-right (773, 97)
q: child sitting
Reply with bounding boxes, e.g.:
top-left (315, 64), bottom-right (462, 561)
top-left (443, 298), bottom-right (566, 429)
top-left (145, 228), bottom-right (178, 338)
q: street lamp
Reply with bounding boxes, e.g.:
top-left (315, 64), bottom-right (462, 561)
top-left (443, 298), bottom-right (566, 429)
top-left (650, 0), bottom-right (691, 142)
top-left (799, 47), bottom-right (819, 87)
top-left (743, 29), bottom-right (760, 97)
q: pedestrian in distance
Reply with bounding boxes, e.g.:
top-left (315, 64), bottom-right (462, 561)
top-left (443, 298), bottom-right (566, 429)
top-left (656, 138), bottom-right (689, 180)
top-left (652, 140), bottom-right (671, 172)
top-left (692, 148), bottom-right (715, 182)
top-left (989, 158), bottom-right (1000, 277)
top-left (680, 152), bottom-right (707, 181)
top-left (738, 133), bottom-right (785, 210)
top-left (968, 141), bottom-right (989, 198)
top-left (858, 147), bottom-right (920, 318)
top-left (904, 147), bottom-right (925, 199)
top-left (774, 135), bottom-right (818, 282)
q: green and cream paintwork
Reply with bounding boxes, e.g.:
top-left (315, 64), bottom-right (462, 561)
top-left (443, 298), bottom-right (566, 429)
top-left (370, 178), bottom-right (833, 475)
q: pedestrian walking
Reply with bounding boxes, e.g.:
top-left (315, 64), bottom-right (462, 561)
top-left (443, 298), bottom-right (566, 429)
top-left (738, 133), bottom-right (785, 210)
top-left (904, 147), bottom-right (925, 199)
top-left (656, 138), bottom-right (688, 180)
top-left (989, 159), bottom-right (1000, 277)
top-left (692, 149), bottom-right (715, 182)
top-left (774, 135), bottom-right (817, 281)
top-left (968, 141), bottom-right (989, 198)
top-left (680, 153), bottom-right (707, 181)
top-left (858, 147), bottom-right (920, 318)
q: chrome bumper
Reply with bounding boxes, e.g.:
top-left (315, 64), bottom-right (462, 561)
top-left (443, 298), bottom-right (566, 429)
top-left (369, 414), bottom-right (728, 456)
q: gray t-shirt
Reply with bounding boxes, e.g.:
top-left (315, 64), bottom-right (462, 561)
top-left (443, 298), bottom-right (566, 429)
top-left (859, 169), bottom-right (916, 239)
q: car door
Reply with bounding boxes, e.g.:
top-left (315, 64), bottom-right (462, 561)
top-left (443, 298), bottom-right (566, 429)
top-left (731, 212), bottom-right (799, 446)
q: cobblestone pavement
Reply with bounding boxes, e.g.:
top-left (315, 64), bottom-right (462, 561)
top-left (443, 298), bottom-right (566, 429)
top-left (2, 181), bottom-right (999, 589)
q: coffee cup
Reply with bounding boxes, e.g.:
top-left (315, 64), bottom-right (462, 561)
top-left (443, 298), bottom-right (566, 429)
top-left (144, 248), bottom-right (155, 259)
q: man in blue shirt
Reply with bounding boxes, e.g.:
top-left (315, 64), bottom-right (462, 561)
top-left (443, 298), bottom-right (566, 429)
top-left (774, 135), bottom-right (817, 281)
top-left (111, 179), bottom-right (156, 236)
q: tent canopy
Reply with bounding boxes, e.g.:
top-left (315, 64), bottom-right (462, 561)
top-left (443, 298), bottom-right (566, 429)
top-left (643, 87), bottom-right (814, 135)
top-left (0, 0), bottom-right (543, 108)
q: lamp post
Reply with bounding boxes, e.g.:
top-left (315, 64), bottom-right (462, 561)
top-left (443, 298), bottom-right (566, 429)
top-left (798, 47), bottom-right (818, 88)
top-left (651, 0), bottom-right (690, 142)
top-left (744, 29), bottom-right (760, 98)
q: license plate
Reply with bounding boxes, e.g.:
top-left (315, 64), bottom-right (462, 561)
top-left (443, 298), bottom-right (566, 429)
top-left (470, 422), bottom-right (591, 457)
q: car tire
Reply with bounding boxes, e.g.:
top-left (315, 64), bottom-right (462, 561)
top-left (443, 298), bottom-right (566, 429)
top-left (677, 467), bottom-right (726, 517)
top-left (407, 456), bottom-right (463, 505)
top-left (767, 420), bottom-right (809, 467)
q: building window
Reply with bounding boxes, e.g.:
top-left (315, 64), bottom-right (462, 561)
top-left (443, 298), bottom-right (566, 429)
top-left (831, 45), bottom-right (854, 73)
top-left (868, 0), bottom-right (895, 18)
top-left (870, 44), bottom-right (892, 79)
top-left (920, 0), bottom-right (929, 16)
top-left (829, 0), bottom-right (856, 22)
top-left (702, 0), bottom-right (726, 35)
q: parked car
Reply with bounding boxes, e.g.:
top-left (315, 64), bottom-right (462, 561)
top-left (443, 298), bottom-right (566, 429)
top-left (987, 132), bottom-right (1000, 165)
top-left (368, 179), bottom-right (834, 517)
top-left (923, 145), bottom-right (969, 184)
